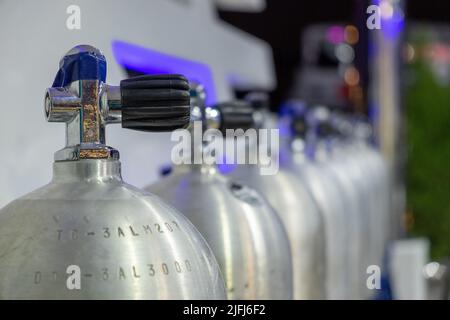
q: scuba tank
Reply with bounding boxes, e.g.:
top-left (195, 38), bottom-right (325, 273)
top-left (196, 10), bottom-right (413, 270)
top-left (0, 45), bottom-right (226, 299)
top-left (283, 103), bottom-right (352, 299)
top-left (224, 94), bottom-right (327, 300)
top-left (352, 118), bottom-right (391, 265)
top-left (308, 107), bottom-right (370, 299)
top-left (330, 114), bottom-right (392, 298)
top-left (304, 106), bottom-right (390, 299)
top-left (147, 85), bottom-right (293, 300)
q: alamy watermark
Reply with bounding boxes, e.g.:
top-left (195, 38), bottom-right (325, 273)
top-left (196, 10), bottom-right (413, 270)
top-left (66, 5), bottom-right (81, 30)
top-left (170, 122), bottom-right (280, 176)
top-left (66, 265), bottom-right (81, 290)
top-left (366, 5), bottom-right (382, 30)
top-left (66, 3), bottom-right (388, 31)
top-left (366, 265), bottom-right (382, 290)
top-left (366, 1), bottom-right (401, 30)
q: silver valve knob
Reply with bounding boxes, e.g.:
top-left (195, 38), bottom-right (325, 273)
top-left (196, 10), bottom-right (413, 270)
top-left (44, 45), bottom-right (191, 161)
top-left (189, 83), bottom-right (221, 133)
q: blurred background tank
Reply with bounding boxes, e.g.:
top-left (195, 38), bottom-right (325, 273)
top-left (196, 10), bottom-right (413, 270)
top-left (147, 85), bottom-right (293, 300)
top-left (288, 104), bottom-right (359, 299)
top-left (328, 110), bottom-right (391, 298)
top-left (222, 94), bottom-right (327, 300)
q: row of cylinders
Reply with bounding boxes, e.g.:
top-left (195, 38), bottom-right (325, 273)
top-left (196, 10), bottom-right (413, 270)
top-left (0, 45), bottom-right (392, 299)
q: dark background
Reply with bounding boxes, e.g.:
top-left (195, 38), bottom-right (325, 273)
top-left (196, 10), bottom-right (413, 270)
top-left (218, 0), bottom-right (450, 109)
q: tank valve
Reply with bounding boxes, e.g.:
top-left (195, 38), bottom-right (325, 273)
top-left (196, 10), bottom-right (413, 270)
top-left (213, 100), bottom-right (255, 134)
top-left (45, 44), bottom-right (190, 161)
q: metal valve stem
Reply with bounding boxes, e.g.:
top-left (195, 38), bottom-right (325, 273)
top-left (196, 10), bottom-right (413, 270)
top-left (46, 45), bottom-right (191, 161)
top-left (45, 81), bottom-right (123, 161)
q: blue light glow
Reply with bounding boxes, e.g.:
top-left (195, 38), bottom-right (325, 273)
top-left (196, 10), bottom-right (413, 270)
top-left (373, 0), bottom-right (405, 41)
top-left (112, 40), bottom-right (217, 106)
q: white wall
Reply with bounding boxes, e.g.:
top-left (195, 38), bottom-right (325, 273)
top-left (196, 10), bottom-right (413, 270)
top-left (0, 0), bottom-right (275, 207)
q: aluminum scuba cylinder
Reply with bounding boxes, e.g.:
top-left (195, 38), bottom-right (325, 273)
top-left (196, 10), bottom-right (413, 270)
top-left (147, 85), bottom-right (293, 300)
top-left (0, 45), bottom-right (226, 299)
top-left (331, 115), bottom-right (392, 293)
top-left (276, 103), bottom-right (352, 299)
top-left (352, 119), bottom-right (391, 265)
top-left (223, 94), bottom-right (327, 300)
top-left (309, 108), bottom-right (388, 299)
top-left (313, 110), bottom-right (371, 299)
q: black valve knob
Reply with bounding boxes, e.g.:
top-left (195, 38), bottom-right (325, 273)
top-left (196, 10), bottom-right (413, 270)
top-left (308, 107), bottom-right (334, 138)
top-left (215, 101), bottom-right (255, 134)
top-left (120, 74), bottom-right (191, 132)
top-left (291, 115), bottom-right (308, 138)
top-left (245, 92), bottom-right (270, 111)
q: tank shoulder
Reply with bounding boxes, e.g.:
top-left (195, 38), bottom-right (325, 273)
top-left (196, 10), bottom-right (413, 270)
top-left (12, 179), bottom-right (160, 202)
top-left (148, 167), bottom-right (229, 193)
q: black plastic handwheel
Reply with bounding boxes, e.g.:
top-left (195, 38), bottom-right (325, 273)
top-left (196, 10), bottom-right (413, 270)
top-left (121, 74), bottom-right (191, 132)
top-left (215, 101), bottom-right (255, 134)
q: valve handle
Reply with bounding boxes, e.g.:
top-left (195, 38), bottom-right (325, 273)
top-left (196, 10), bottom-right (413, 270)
top-left (245, 92), bottom-right (270, 111)
top-left (215, 101), bottom-right (254, 134)
top-left (308, 106), bottom-right (334, 138)
top-left (120, 74), bottom-right (191, 132)
top-left (280, 100), bottom-right (308, 137)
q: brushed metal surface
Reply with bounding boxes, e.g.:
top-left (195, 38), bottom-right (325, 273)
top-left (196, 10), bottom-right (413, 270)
top-left (290, 159), bottom-right (350, 299)
top-left (148, 164), bottom-right (293, 300)
top-left (0, 160), bottom-right (226, 299)
top-left (229, 160), bottom-right (327, 300)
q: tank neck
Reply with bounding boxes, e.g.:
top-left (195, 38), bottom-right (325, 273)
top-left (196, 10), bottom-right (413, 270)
top-left (51, 159), bottom-right (122, 183)
top-left (173, 162), bottom-right (218, 175)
